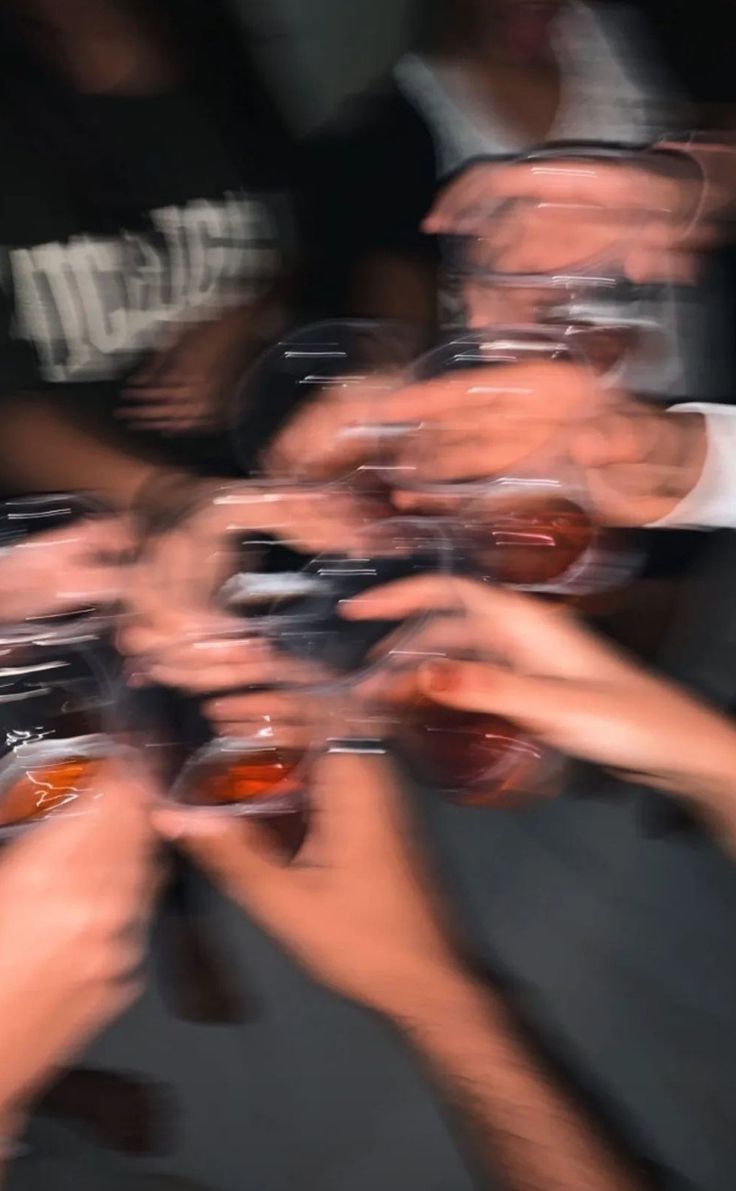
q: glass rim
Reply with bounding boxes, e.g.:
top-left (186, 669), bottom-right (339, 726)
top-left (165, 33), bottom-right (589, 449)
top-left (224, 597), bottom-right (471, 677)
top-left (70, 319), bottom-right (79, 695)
top-left (229, 316), bottom-right (426, 473)
top-left (0, 491), bottom-right (122, 647)
top-left (164, 731), bottom-right (311, 817)
top-left (0, 737), bottom-right (137, 841)
top-left (160, 513), bottom-right (454, 696)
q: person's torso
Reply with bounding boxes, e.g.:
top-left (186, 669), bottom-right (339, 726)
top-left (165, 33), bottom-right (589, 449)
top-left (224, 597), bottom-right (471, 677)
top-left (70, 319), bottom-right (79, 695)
top-left (0, 88), bottom-right (279, 389)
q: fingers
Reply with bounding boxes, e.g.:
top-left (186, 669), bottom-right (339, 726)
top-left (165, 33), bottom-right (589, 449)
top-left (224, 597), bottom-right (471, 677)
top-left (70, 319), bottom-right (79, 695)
top-left (570, 409), bottom-right (703, 526)
top-left (203, 668), bottom-right (334, 730)
top-left (341, 573), bottom-right (464, 624)
top-left (263, 374), bottom-right (402, 480)
top-left (425, 161), bottom-right (650, 234)
top-left (195, 488), bottom-right (368, 554)
top-left (388, 361), bottom-right (594, 422)
top-left (154, 811), bottom-right (295, 919)
top-left (342, 574), bottom-right (631, 680)
top-left (396, 434), bottom-right (524, 484)
top-left (119, 388), bottom-right (216, 434)
top-left (78, 516), bottom-right (135, 557)
top-left (417, 658), bottom-right (608, 767)
top-left (420, 658), bottom-right (548, 722)
top-left (154, 751), bottom-right (406, 907)
top-left (137, 638), bottom-right (280, 694)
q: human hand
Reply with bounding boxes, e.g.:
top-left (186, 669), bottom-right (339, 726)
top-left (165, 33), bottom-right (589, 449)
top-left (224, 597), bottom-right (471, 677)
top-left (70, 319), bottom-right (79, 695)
top-left (266, 361), bottom-right (602, 489)
top-left (569, 405), bottom-right (707, 526)
top-left (343, 575), bottom-right (736, 814)
top-left (388, 361), bottom-right (602, 489)
top-left (0, 767), bottom-right (158, 1125)
top-left (0, 516), bottom-right (133, 625)
top-left (425, 155), bottom-right (718, 285)
top-left (156, 750), bottom-right (459, 1014)
top-left (120, 305), bottom-right (271, 436)
top-left (120, 483), bottom-right (368, 691)
top-left (262, 370), bottom-right (404, 481)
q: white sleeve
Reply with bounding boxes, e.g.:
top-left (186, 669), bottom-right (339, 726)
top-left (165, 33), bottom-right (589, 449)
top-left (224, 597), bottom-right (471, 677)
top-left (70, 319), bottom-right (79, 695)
top-left (648, 404), bottom-right (736, 529)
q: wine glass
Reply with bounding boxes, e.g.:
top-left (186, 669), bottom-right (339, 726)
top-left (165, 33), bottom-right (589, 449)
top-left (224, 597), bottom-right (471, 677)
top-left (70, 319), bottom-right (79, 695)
top-left (0, 644), bottom-right (123, 839)
top-left (144, 479), bottom-right (453, 824)
top-left (234, 318), bottom-right (427, 508)
top-left (371, 327), bottom-right (641, 595)
top-left (445, 142), bottom-right (680, 390)
top-left (0, 493), bottom-right (121, 647)
top-left (351, 588), bottom-right (553, 809)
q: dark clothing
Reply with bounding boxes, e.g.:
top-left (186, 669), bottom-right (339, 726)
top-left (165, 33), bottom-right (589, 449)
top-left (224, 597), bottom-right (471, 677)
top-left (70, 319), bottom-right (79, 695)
top-left (0, 0), bottom-right (293, 473)
top-left (299, 81), bottom-right (440, 321)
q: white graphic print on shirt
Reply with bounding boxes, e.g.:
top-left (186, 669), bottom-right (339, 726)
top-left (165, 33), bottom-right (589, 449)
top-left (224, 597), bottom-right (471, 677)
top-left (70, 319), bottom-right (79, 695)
top-left (5, 191), bottom-right (277, 382)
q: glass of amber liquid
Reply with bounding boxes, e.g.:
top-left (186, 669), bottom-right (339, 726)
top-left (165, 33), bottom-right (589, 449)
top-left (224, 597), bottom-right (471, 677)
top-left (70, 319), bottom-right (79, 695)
top-left (0, 645), bottom-right (120, 839)
top-left (379, 328), bottom-right (641, 595)
top-left (399, 697), bottom-right (548, 808)
top-left (163, 691), bottom-right (315, 858)
top-left (359, 623), bottom-right (552, 809)
top-left (462, 472), bottom-right (639, 596)
top-left (168, 709), bottom-right (310, 820)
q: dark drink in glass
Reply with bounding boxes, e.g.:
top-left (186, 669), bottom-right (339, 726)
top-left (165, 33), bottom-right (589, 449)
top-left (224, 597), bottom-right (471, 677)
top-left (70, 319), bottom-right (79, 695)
top-left (0, 648), bottom-right (117, 840)
top-left (170, 736), bottom-right (309, 854)
top-left (176, 743), bottom-right (304, 813)
top-left (0, 755), bottom-right (105, 831)
top-left (399, 697), bottom-right (545, 807)
top-left (465, 495), bottom-right (596, 587)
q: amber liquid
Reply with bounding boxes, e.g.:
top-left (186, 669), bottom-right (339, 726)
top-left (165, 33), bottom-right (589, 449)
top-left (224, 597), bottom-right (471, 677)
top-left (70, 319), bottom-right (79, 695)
top-left (180, 747), bottom-right (308, 853)
top-left (181, 747), bottom-right (304, 811)
top-left (467, 496), bottom-right (594, 587)
top-left (401, 700), bottom-right (544, 806)
top-left (0, 757), bottom-right (105, 828)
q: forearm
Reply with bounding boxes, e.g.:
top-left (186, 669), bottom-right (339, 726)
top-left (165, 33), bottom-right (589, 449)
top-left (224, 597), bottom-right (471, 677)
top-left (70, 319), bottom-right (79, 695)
top-left (387, 971), bottom-right (644, 1191)
top-left (643, 721), bottom-right (736, 855)
top-left (0, 397), bottom-right (181, 511)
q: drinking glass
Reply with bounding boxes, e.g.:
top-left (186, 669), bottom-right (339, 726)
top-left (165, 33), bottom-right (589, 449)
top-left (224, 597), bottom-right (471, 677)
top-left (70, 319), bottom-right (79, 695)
top-left (453, 142), bottom-right (651, 286)
top-left (233, 318), bottom-right (426, 500)
top-left (352, 591), bottom-right (552, 808)
top-left (0, 644), bottom-right (122, 839)
top-left (370, 328), bottom-right (640, 594)
top-left (148, 489), bottom-right (452, 821)
top-left (444, 142), bottom-right (681, 389)
top-left (0, 493), bottom-right (121, 647)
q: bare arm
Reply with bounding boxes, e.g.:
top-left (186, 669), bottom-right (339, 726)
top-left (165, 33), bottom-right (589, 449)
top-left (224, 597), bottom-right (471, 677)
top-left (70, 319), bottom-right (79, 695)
top-left (389, 970), bottom-right (645, 1191)
top-left (0, 397), bottom-right (200, 521)
top-left (158, 751), bottom-right (648, 1191)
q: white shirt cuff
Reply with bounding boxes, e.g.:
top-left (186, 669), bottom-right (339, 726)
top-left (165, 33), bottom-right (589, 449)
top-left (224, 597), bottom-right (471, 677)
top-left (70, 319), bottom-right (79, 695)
top-left (648, 404), bottom-right (736, 529)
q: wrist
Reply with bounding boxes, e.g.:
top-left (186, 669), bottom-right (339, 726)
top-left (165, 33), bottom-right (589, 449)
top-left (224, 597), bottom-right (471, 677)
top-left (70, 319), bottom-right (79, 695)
top-left (673, 411), bottom-right (707, 482)
top-left (131, 468), bottom-right (216, 537)
top-left (377, 960), bottom-right (499, 1029)
top-left (673, 723), bottom-right (736, 829)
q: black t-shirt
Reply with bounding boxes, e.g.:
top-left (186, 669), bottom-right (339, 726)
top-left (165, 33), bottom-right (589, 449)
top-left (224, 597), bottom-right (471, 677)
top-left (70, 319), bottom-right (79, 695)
top-left (0, 3), bottom-right (293, 472)
top-left (298, 81), bottom-right (440, 321)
